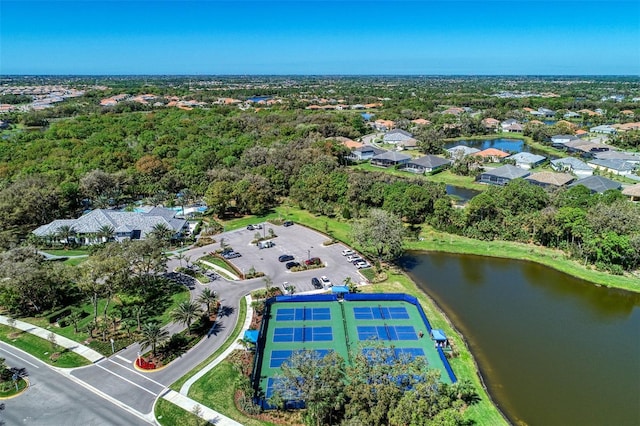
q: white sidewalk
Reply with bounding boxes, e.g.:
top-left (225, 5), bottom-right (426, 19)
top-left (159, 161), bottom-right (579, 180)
top-left (0, 315), bottom-right (104, 363)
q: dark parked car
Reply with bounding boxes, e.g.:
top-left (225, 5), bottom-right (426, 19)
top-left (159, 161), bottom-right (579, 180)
top-left (305, 257), bottom-right (321, 266)
top-left (283, 220), bottom-right (294, 227)
top-left (278, 254), bottom-right (294, 262)
top-left (311, 277), bottom-right (322, 289)
top-left (285, 261), bottom-right (300, 270)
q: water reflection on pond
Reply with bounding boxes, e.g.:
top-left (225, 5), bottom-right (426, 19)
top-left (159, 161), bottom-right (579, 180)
top-left (401, 252), bottom-right (640, 426)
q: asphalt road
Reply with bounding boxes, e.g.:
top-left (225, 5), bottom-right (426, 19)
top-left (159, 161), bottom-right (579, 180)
top-left (0, 342), bottom-right (151, 426)
top-left (9, 222), bottom-right (365, 423)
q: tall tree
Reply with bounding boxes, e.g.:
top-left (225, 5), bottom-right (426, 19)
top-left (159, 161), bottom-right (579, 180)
top-left (171, 301), bottom-right (203, 335)
top-left (197, 288), bottom-right (218, 318)
top-left (351, 209), bottom-right (404, 261)
top-left (139, 322), bottom-right (169, 357)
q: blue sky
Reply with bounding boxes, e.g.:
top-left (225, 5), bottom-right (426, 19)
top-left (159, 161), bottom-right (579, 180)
top-left (1, 1), bottom-right (639, 75)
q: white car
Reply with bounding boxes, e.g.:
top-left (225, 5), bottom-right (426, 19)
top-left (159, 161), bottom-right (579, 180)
top-left (341, 249), bottom-right (355, 256)
top-left (320, 276), bottom-right (332, 287)
top-left (346, 254), bottom-right (361, 262)
top-left (354, 260), bottom-right (370, 269)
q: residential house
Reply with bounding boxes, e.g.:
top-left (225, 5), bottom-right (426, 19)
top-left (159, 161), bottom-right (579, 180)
top-left (563, 139), bottom-right (611, 157)
top-left (564, 111), bottom-right (581, 119)
top-left (538, 108), bottom-right (556, 118)
top-left (550, 157), bottom-right (594, 177)
top-left (622, 183), bottom-right (640, 201)
top-left (33, 207), bottom-right (188, 245)
top-left (500, 119), bottom-right (520, 131)
top-left (508, 152), bottom-right (546, 169)
top-left (397, 138), bottom-right (418, 150)
top-left (442, 107), bottom-right (465, 115)
top-left (526, 171), bottom-right (575, 188)
top-left (474, 148), bottom-right (510, 163)
top-left (446, 145), bottom-right (480, 158)
top-left (551, 134), bottom-right (580, 148)
top-left (617, 122), bottom-right (640, 132)
top-left (589, 124), bottom-right (617, 135)
top-left (347, 145), bottom-right (386, 161)
top-left (568, 176), bottom-right (622, 193)
top-left (329, 136), bottom-right (363, 150)
top-left (481, 118), bottom-right (500, 132)
top-left (575, 129), bottom-right (588, 138)
top-left (383, 129), bottom-right (416, 145)
top-left (478, 165), bottom-right (531, 186)
top-left (371, 151), bottom-right (411, 168)
top-left (593, 151), bottom-right (640, 163)
top-left (411, 118), bottom-right (431, 126)
top-left (401, 155), bottom-right (451, 174)
top-left (373, 119), bottom-right (395, 131)
top-left (587, 159), bottom-right (638, 178)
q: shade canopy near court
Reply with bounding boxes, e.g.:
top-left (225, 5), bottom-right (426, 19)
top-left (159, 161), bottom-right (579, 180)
top-left (252, 293), bottom-right (458, 409)
top-left (431, 329), bottom-right (448, 342)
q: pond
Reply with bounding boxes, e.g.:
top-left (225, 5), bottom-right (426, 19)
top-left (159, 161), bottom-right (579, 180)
top-left (445, 185), bottom-right (480, 203)
top-left (400, 252), bottom-right (640, 426)
top-left (445, 138), bottom-right (555, 158)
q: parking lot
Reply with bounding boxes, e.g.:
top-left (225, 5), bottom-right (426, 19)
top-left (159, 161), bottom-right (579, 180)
top-left (212, 222), bottom-right (365, 294)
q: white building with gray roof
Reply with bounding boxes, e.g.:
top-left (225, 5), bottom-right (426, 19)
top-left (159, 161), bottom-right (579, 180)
top-left (550, 157), bottom-right (593, 177)
top-left (33, 207), bottom-right (188, 245)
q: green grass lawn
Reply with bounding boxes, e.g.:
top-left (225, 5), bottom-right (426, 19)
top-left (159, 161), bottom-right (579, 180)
top-left (155, 398), bottom-right (210, 426)
top-left (63, 257), bottom-right (87, 266)
top-left (197, 256), bottom-right (238, 279)
top-left (41, 249), bottom-right (90, 257)
top-left (22, 285), bottom-right (191, 356)
top-left (0, 324), bottom-right (90, 368)
top-left (0, 377), bottom-right (28, 397)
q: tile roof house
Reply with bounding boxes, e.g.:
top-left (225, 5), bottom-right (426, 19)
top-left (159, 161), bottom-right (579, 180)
top-left (622, 183), bottom-right (640, 201)
top-left (33, 207), bottom-right (188, 245)
top-left (481, 118), bottom-right (501, 131)
top-left (550, 157), bottom-right (594, 177)
top-left (411, 118), bottom-right (431, 126)
top-left (478, 165), bottom-right (530, 186)
top-left (373, 119), bottom-right (395, 131)
top-left (508, 152), bottom-right (547, 169)
top-left (526, 172), bottom-right (575, 188)
top-left (588, 159), bottom-right (638, 177)
top-left (474, 148), bottom-right (510, 162)
top-left (383, 129), bottom-right (415, 144)
top-left (563, 139), bottom-right (612, 156)
top-left (589, 125), bottom-right (617, 135)
top-left (371, 151), bottom-right (411, 168)
top-left (401, 155), bottom-right (451, 174)
top-left (347, 145), bottom-right (387, 161)
top-left (569, 176), bottom-right (622, 193)
top-left (446, 145), bottom-right (480, 157)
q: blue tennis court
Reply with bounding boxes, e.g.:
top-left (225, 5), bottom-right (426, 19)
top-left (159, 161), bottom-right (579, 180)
top-left (275, 307), bottom-right (332, 321)
top-left (269, 349), bottom-right (331, 368)
top-left (353, 306), bottom-right (410, 320)
top-left (265, 377), bottom-right (302, 399)
top-left (273, 326), bottom-right (334, 342)
top-left (357, 325), bottom-right (418, 341)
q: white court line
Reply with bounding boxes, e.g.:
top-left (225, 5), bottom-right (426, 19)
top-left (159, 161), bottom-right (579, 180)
top-left (115, 354), bottom-right (131, 363)
top-left (105, 358), bottom-right (165, 388)
top-left (95, 363), bottom-right (156, 396)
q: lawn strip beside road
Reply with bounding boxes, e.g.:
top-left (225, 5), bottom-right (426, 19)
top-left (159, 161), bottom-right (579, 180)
top-left (362, 272), bottom-right (508, 425)
top-left (155, 398), bottom-right (212, 426)
top-left (0, 324), bottom-right (90, 368)
top-left (409, 226), bottom-right (639, 292)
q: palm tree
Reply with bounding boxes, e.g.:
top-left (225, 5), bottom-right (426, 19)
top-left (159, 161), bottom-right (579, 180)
top-left (97, 225), bottom-right (115, 243)
top-left (139, 322), bottom-right (169, 357)
top-left (56, 225), bottom-right (76, 246)
top-left (150, 222), bottom-right (174, 245)
top-left (171, 301), bottom-right (203, 335)
top-left (197, 288), bottom-right (218, 318)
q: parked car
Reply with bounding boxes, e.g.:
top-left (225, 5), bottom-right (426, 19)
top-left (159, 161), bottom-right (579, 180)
top-left (320, 276), bottom-right (332, 287)
top-left (246, 224), bottom-right (263, 231)
top-left (258, 240), bottom-right (275, 249)
top-left (311, 277), bottom-right (322, 289)
top-left (354, 260), bottom-right (370, 269)
top-left (278, 254), bottom-right (294, 262)
top-left (305, 257), bottom-right (322, 266)
top-left (223, 251), bottom-right (242, 259)
top-left (341, 249), bottom-right (355, 256)
top-left (286, 261), bottom-right (300, 270)
top-left (346, 254), bottom-right (361, 262)
top-left (282, 282), bottom-right (295, 294)
top-left (283, 220), bottom-right (294, 227)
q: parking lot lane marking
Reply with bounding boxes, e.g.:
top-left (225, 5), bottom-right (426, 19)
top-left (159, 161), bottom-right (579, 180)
top-left (115, 355), bottom-right (132, 363)
top-left (106, 358), bottom-right (166, 388)
top-left (95, 363), bottom-right (157, 396)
